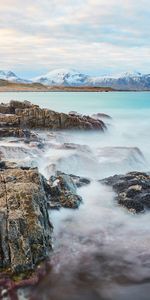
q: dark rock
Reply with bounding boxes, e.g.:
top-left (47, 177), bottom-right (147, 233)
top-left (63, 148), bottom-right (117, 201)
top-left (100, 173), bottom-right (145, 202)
top-left (91, 113), bottom-right (112, 120)
top-left (0, 104), bottom-right (12, 114)
top-left (47, 172), bottom-right (83, 209)
top-left (67, 173), bottom-right (91, 188)
top-left (10, 100), bottom-right (32, 111)
top-left (0, 163), bottom-right (52, 274)
top-left (69, 111), bottom-right (82, 117)
top-left (100, 171), bottom-right (150, 213)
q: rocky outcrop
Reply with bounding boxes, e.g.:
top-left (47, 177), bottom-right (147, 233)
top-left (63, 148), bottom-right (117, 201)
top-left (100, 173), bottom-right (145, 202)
top-left (0, 100), bottom-right (106, 131)
top-left (101, 171), bottom-right (150, 213)
top-left (0, 162), bottom-right (52, 274)
top-left (0, 162), bottom-right (89, 276)
top-left (68, 173), bottom-right (91, 188)
top-left (0, 100), bottom-right (32, 114)
top-left (91, 113), bottom-right (112, 120)
top-left (46, 172), bottom-right (87, 209)
top-left (69, 111), bottom-right (82, 117)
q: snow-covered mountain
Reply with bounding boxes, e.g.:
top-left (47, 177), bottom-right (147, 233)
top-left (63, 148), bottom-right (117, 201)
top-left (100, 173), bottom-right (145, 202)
top-left (0, 70), bottom-right (31, 83)
top-left (1, 68), bottom-right (150, 90)
top-left (32, 69), bottom-right (89, 86)
top-left (89, 71), bottom-right (150, 90)
top-left (32, 69), bottom-right (150, 90)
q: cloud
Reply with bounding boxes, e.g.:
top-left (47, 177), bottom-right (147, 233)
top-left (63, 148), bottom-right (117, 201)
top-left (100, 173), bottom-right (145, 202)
top-left (0, 0), bottom-right (149, 77)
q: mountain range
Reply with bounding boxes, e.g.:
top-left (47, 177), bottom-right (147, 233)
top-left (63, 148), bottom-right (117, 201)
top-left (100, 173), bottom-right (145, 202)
top-left (0, 69), bottom-right (150, 90)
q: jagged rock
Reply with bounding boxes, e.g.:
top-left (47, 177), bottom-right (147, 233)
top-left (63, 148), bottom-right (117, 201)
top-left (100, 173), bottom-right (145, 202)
top-left (10, 100), bottom-right (32, 111)
top-left (92, 113), bottom-right (112, 120)
top-left (0, 101), bottom-right (33, 115)
top-left (0, 101), bottom-right (106, 131)
top-left (69, 111), bottom-right (82, 117)
top-left (100, 171), bottom-right (150, 213)
top-left (0, 103), bottom-right (12, 114)
top-left (67, 173), bottom-right (91, 188)
top-left (47, 172), bottom-right (83, 209)
top-left (0, 162), bottom-right (52, 274)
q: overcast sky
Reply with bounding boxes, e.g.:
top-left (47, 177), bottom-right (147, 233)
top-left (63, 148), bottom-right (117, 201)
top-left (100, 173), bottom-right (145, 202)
top-left (0, 0), bottom-right (149, 78)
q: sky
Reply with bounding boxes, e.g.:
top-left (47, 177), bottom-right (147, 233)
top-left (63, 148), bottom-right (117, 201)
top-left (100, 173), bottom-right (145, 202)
top-left (0, 0), bottom-right (149, 78)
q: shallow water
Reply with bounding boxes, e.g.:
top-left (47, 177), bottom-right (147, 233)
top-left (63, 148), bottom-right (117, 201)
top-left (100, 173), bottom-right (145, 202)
top-left (1, 92), bottom-right (150, 299)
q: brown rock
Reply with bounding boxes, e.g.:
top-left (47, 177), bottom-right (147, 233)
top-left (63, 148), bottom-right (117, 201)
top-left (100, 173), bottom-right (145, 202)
top-left (0, 127), bottom-right (33, 139)
top-left (0, 114), bottom-right (20, 127)
top-left (0, 101), bottom-right (106, 131)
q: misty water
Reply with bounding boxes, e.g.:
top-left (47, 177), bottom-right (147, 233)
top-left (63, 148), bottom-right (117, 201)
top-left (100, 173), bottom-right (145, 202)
top-left (1, 92), bottom-right (150, 300)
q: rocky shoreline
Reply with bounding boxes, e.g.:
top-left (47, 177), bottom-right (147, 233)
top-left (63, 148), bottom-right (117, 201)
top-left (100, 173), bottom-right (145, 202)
top-left (0, 100), bottom-right (149, 299)
top-left (0, 100), bottom-right (106, 132)
top-left (0, 100), bottom-right (105, 294)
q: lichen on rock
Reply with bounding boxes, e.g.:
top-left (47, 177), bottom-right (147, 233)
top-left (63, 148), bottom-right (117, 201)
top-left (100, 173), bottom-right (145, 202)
top-left (0, 162), bottom-right (52, 275)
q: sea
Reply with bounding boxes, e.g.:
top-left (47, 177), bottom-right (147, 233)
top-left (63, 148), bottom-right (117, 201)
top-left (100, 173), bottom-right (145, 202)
top-left (0, 91), bottom-right (150, 300)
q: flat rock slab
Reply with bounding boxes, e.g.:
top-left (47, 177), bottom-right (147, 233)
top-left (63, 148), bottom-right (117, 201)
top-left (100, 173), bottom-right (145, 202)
top-left (0, 162), bottom-right (52, 274)
top-left (101, 171), bottom-right (150, 213)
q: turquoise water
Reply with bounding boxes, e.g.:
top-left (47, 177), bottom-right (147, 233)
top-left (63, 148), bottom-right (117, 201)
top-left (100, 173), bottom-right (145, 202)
top-left (0, 92), bottom-right (150, 115)
top-left (1, 91), bottom-right (150, 174)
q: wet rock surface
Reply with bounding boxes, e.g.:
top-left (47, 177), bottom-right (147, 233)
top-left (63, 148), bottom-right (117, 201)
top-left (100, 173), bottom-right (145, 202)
top-left (0, 100), bottom-right (106, 131)
top-left (0, 162), bottom-right (52, 275)
top-left (101, 171), bottom-right (150, 213)
top-left (68, 173), bottom-right (91, 188)
top-left (47, 171), bottom-right (87, 209)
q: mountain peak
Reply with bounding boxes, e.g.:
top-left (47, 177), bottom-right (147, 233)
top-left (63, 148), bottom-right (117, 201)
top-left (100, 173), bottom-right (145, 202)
top-left (0, 69), bottom-right (31, 83)
top-left (0, 68), bottom-right (149, 90)
top-left (33, 68), bottom-right (89, 86)
top-left (6, 71), bottom-right (17, 77)
top-left (119, 71), bottom-right (142, 78)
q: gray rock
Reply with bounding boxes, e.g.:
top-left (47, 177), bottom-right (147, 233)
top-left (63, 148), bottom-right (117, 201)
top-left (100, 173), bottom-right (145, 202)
top-left (67, 173), bottom-right (91, 188)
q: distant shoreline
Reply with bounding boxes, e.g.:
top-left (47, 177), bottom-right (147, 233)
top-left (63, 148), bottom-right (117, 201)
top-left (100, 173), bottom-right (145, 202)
top-left (0, 89), bottom-right (150, 92)
top-left (0, 80), bottom-right (150, 92)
